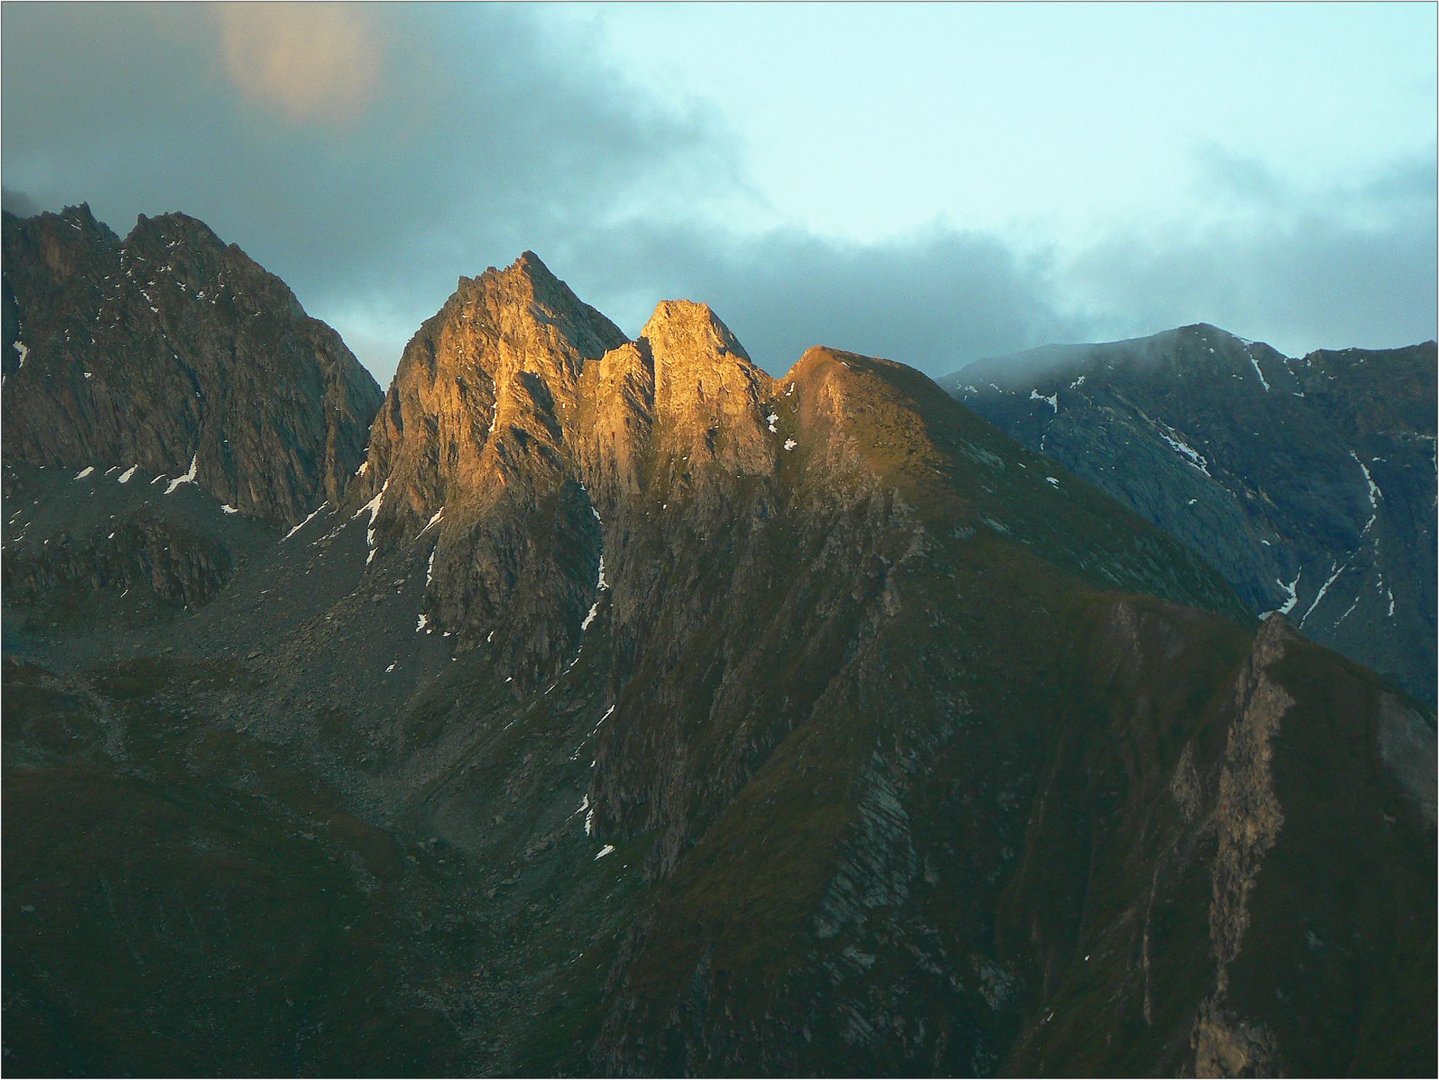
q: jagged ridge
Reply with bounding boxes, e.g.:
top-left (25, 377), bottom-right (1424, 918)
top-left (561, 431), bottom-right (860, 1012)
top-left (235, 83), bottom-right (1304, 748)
top-left (2, 204), bottom-right (382, 523)
top-left (347, 256), bottom-right (1246, 696)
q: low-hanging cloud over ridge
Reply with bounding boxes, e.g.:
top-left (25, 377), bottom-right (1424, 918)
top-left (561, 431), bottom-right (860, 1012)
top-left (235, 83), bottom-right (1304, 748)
top-left (2, 5), bottom-right (1434, 386)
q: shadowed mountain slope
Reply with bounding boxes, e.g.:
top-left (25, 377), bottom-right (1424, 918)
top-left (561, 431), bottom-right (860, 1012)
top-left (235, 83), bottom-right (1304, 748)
top-left (945, 324), bottom-right (1437, 704)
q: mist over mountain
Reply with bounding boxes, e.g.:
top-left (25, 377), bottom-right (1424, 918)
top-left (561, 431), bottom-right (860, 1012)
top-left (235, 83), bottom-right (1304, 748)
top-left (2, 208), bottom-right (1433, 1077)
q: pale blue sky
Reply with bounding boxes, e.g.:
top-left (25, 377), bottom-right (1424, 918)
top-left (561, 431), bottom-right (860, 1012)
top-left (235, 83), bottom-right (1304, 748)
top-left (3, 2), bottom-right (1435, 382)
top-left (543, 3), bottom-right (1436, 243)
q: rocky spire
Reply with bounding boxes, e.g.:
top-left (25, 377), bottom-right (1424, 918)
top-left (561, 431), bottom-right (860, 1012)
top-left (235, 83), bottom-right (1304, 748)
top-left (638, 300), bottom-right (776, 475)
top-left (358, 251), bottom-right (627, 516)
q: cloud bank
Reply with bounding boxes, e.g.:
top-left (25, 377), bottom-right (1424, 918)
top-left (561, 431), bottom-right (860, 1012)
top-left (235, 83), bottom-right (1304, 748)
top-left (216, 3), bottom-right (382, 125)
top-left (2, 5), bottom-right (1433, 386)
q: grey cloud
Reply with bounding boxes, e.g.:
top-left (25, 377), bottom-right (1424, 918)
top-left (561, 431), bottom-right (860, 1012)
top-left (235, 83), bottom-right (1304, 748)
top-left (1061, 151), bottom-right (1438, 355)
top-left (1352, 153), bottom-right (1438, 211)
top-left (2, 187), bottom-right (41, 217)
top-left (1192, 144), bottom-right (1287, 207)
top-left (1, 4), bottom-right (744, 382)
top-left (5, 2), bottom-right (1080, 386)
top-left (4, 5), bottom-right (1433, 390)
top-left (547, 222), bottom-right (1097, 379)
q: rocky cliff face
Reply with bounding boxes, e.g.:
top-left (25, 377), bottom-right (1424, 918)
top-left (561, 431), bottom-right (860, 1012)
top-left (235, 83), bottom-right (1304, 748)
top-left (330, 256), bottom-right (1250, 879)
top-left (996, 604), bottom-right (1434, 1077)
top-left (3, 240), bottom-right (1432, 1077)
top-left (352, 259), bottom-right (1243, 694)
top-left (2, 205), bottom-right (381, 524)
top-left (946, 324), bottom-right (1437, 703)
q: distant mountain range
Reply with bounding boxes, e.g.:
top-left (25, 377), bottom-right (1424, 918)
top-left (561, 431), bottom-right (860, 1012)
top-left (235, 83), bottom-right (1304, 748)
top-left (944, 325), bottom-right (1436, 704)
top-left (3, 207), bottom-right (1433, 1076)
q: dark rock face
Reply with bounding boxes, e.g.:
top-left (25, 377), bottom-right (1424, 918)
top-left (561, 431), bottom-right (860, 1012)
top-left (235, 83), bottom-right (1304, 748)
top-left (945, 324), bottom-right (1437, 703)
top-left (3, 243), bottom-right (1433, 1078)
top-left (2, 204), bottom-right (382, 524)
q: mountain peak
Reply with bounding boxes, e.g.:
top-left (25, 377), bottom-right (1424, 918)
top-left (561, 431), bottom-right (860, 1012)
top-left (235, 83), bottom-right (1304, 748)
top-left (58, 201), bottom-right (99, 227)
top-left (439, 252), bottom-right (624, 363)
top-left (128, 211), bottom-right (224, 249)
top-left (511, 249), bottom-right (550, 276)
top-left (951, 329), bottom-right (1437, 703)
top-left (475, 249), bottom-right (560, 293)
top-left (640, 299), bottom-right (752, 367)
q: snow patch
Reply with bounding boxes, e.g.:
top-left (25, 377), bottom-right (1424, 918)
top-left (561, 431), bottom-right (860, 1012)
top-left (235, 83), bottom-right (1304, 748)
top-left (220, 504), bottom-right (239, 515)
top-left (426, 545), bottom-right (437, 586)
top-left (73, 466), bottom-right (95, 480)
top-left (1300, 561), bottom-right (1345, 626)
top-left (1249, 352), bottom-right (1272, 391)
top-left (1350, 451), bottom-right (1381, 532)
top-left (1069, 374), bottom-right (1086, 389)
top-left (417, 613), bottom-right (430, 633)
top-left (117, 465), bottom-right (137, 484)
top-left (13, 341), bottom-right (28, 369)
top-left (1276, 572), bottom-right (1301, 615)
top-left (282, 502), bottom-right (327, 541)
top-left (83, 371), bottom-right (94, 380)
top-left (1333, 596), bottom-right (1360, 629)
top-left (163, 454), bottom-right (198, 494)
top-left (594, 845), bottom-right (615, 861)
top-left (418, 507), bottom-right (444, 536)
top-left (783, 438), bottom-right (797, 451)
top-left (1045, 476), bottom-right (1060, 487)
top-left (385, 662), bottom-right (396, 674)
top-left (580, 551), bottom-right (610, 633)
top-left (766, 411), bottom-right (779, 433)
top-left (1155, 426), bottom-right (1212, 477)
top-left (355, 460), bottom-right (369, 477)
top-left (353, 478), bottom-right (390, 565)
top-left (1030, 389), bottom-right (1058, 413)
